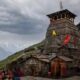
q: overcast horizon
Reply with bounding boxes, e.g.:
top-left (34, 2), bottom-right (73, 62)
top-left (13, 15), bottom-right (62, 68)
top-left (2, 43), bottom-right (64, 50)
top-left (0, 0), bottom-right (80, 60)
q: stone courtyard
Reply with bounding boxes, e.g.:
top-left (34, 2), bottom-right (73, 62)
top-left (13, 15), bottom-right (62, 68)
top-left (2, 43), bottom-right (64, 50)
top-left (23, 76), bottom-right (80, 80)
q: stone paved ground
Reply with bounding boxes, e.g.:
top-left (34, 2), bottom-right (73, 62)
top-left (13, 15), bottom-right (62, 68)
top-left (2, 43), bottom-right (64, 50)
top-left (23, 76), bottom-right (80, 80)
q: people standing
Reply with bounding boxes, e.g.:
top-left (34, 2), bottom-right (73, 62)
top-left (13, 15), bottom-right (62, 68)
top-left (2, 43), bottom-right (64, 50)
top-left (18, 68), bottom-right (24, 80)
top-left (13, 68), bottom-right (20, 80)
top-left (7, 69), bottom-right (13, 80)
top-left (0, 70), bottom-right (3, 80)
top-left (3, 70), bottom-right (8, 80)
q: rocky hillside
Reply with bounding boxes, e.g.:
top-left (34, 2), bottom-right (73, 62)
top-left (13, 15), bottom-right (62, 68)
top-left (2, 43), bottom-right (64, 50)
top-left (0, 40), bottom-right (45, 69)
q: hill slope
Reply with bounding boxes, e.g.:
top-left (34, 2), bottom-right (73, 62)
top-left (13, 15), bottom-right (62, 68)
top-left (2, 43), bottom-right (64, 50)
top-left (0, 40), bottom-right (45, 69)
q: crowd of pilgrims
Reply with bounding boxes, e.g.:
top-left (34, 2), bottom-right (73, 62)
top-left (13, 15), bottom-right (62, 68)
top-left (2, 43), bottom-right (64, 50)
top-left (0, 68), bottom-right (24, 80)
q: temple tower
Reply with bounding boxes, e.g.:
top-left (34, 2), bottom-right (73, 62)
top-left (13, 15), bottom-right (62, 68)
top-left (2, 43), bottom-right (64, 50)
top-left (44, 9), bottom-right (80, 58)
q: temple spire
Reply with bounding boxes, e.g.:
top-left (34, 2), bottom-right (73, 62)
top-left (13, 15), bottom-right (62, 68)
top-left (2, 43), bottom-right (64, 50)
top-left (60, 0), bottom-right (63, 10)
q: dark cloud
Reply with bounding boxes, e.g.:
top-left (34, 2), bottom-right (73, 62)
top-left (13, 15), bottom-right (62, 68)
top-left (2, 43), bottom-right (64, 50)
top-left (0, 17), bottom-right (48, 34)
top-left (0, 4), bottom-right (49, 35)
top-left (0, 0), bottom-right (79, 35)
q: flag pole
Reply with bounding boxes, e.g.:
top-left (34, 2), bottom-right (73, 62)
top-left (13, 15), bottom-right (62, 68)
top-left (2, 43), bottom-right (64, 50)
top-left (59, 0), bottom-right (63, 10)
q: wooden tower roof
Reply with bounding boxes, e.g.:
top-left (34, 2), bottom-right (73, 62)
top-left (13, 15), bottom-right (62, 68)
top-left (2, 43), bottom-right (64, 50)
top-left (47, 9), bottom-right (76, 19)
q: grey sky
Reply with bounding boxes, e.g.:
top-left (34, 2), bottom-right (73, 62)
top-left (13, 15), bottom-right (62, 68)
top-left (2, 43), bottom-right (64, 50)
top-left (0, 0), bottom-right (80, 60)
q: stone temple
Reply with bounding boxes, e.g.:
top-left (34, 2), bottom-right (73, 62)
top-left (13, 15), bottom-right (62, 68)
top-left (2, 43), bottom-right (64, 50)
top-left (7, 9), bottom-right (80, 78)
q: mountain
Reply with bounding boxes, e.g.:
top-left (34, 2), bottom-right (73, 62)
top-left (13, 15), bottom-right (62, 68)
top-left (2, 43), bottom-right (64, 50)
top-left (0, 40), bottom-right (45, 69)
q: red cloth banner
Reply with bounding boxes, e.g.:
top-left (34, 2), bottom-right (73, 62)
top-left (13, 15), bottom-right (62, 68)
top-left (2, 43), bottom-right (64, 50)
top-left (63, 35), bottom-right (70, 45)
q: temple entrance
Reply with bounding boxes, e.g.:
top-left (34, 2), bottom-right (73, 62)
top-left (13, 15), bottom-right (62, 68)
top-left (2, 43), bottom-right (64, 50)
top-left (51, 62), bottom-right (61, 77)
top-left (51, 58), bottom-right (67, 77)
top-left (55, 63), bottom-right (61, 77)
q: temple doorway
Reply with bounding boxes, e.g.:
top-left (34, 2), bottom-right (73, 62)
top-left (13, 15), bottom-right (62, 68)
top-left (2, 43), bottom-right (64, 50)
top-left (51, 62), bottom-right (61, 77)
top-left (51, 58), bottom-right (67, 77)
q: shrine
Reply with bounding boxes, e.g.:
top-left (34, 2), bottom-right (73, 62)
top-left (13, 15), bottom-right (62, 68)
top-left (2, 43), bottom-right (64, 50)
top-left (6, 3), bottom-right (80, 78)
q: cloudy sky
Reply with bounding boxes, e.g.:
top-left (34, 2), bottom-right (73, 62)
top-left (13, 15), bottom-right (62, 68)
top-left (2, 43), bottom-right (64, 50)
top-left (0, 0), bottom-right (80, 60)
